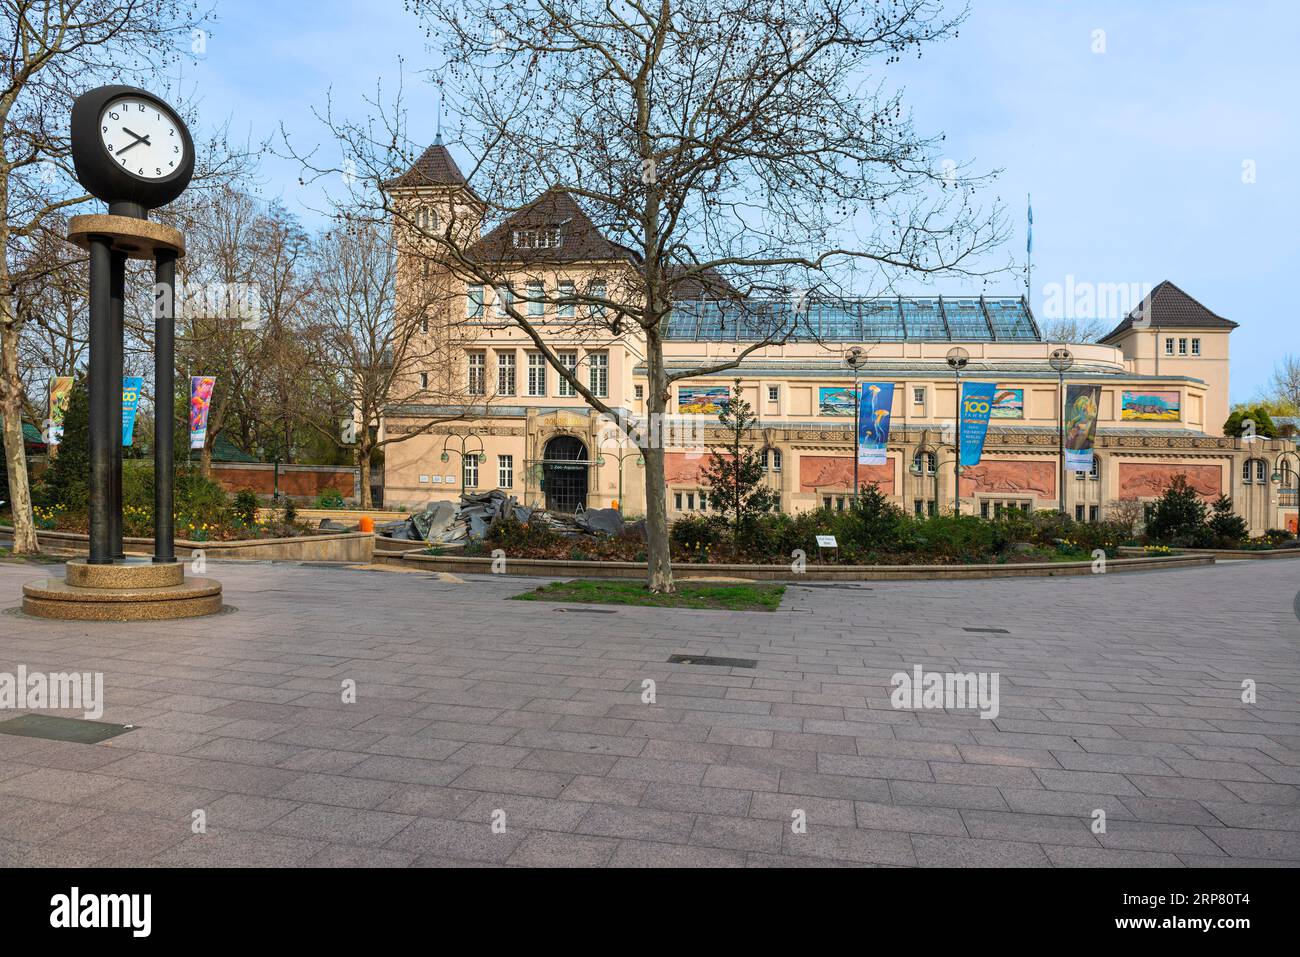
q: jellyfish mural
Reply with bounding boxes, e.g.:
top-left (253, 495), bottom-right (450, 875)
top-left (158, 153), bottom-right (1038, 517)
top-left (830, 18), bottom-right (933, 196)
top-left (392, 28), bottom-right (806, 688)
top-left (857, 382), bottom-right (894, 465)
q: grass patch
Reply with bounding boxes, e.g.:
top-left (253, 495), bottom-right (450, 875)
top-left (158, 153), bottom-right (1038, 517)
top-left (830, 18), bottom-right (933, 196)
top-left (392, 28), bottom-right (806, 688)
top-left (514, 578), bottom-right (786, 611)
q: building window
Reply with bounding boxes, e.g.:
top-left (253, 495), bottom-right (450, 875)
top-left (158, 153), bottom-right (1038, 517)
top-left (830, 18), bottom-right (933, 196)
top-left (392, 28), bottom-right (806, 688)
top-left (463, 456), bottom-right (478, 488)
top-left (674, 492), bottom-right (683, 510)
top-left (1076, 459), bottom-right (1100, 480)
top-left (498, 454), bottom-right (513, 489)
top-left (917, 499), bottom-right (926, 517)
top-left (467, 285), bottom-right (484, 319)
top-left (588, 351), bottom-right (608, 397)
top-left (770, 448), bottom-right (782, 472)
top-left (558, 281), bottom-right (575, 319)
top-left (512, 227), bottom-right (561, 249)
top-left (588, 280), bottom-right (607, 319)
top-left (768, 385), bottom-right (779, 402)
top-left (912, 450), bottom-right (937, 475)
top-left (1243, 458), bottom-right (1267, 483)
top-left (686, 492), bottom-right (695, 510)
top-left (527, 281), bottom-right (544, 319)
top-left (1178, 337), bottom-right (1188, 355)
top-left (836, 497), bottom-right (846, 511)
top-left (416, 206), bottom-right (438, 231)
top-left (558, 351), bottom-right (577, 397)
top-left (495, 285), bottom-right (513, 318)
top-left (527, 351), bottom-right (547, 397)
top-left (467, 352), bottom-right (485, 396)
top-left (980, 501), bottom-right (989, 519)
top-left (913, 386), bottom-right (926, 405)
top-left (823, 497), bottom-right (833, 510)
top-left (700, 493), bottom-right (709, 511)
top-left (1089, 505), bottom-right (1099, 522)
top-left (497, 351), bottom-right (516, 396)
top-left (1257, 459), bottom-right (1267, 483)
top-left (420, 315), bottom-right (429, 334)
top-left (1191, 338), bottom-right (1201, 356)
top-left (419, 372), bottom-right (428, 390)
top-left (928, 501), bottom-right (937, 517)
top-left (1164, 337), bottom-right (1174, 356)
top-left (1075, 504), bottom-right (1085, 522)
top-left (634, 384), bottom-right (644, 400)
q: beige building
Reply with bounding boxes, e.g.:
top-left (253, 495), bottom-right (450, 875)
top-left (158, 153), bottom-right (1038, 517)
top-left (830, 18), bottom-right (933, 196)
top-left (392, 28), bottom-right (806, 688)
top-left (380, 143), bottom-right (1298, 535)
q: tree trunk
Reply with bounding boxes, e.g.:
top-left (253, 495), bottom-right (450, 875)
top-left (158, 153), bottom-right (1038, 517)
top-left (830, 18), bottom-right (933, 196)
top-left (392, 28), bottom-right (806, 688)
top-left (0, 300), bottom-right (38, 554)
top-left (356, 443), bottom-right (372, 508)
top-left (642, 340), bottom-right (675, 594)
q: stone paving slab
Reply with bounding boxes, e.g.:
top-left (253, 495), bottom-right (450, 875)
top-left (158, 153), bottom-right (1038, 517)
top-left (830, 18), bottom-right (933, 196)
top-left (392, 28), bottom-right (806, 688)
top-left (0, 558), bottom-right (1297, 867)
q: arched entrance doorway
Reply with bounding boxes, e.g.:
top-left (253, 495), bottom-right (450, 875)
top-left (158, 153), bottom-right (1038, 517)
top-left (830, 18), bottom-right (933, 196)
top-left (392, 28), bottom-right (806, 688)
top-left (542, 435), bottom-right (589, 512)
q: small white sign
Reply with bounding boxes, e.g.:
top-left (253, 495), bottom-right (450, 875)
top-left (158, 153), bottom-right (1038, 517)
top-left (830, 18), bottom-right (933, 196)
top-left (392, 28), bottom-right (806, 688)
top-left (445, 475), bottom-right (456, 484)
top-left (430, 475), bottom-right (443, 484)
top-left (418, 474), bottom-right (429, 484)
top-left (816, 535), bottom-right (838, 548)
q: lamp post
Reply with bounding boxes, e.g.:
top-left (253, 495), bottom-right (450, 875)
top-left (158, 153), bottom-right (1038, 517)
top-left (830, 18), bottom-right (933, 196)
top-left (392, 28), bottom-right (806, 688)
top-left (1049, 347), bottom-right (1075, 515)
top-left (1271, 449), bottom-right (1300, 535)
top-left (845, 346), bottom-right (867, 505)
top-left (440, 432), bottom-right (488, 488)
top-left (946, 347), bottom-right (969, 515)
top-left (596, 447), bottom-right (644, 515)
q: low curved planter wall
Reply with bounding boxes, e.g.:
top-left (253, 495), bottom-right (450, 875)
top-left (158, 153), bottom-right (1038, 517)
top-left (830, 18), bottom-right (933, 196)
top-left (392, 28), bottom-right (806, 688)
top-left (384, 551), bottom-right (1212, 581)
top-left (1, 529), bottom-right (374, 563)
top-left (1117, 545), bottom-right (1300, 561)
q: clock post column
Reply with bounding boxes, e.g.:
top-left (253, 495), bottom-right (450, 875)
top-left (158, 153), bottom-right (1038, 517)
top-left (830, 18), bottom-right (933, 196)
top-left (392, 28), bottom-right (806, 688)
top-left (87, 235), bottom-right (114, 565)
top-left (154, 250), bottom-right (178, 564)
top-left (109, 249), bottom-right (126, 560)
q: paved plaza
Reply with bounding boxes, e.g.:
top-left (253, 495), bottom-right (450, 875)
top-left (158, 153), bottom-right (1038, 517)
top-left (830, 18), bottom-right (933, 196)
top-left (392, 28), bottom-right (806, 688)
top-left (0, 558), bottom-right (1297, 867)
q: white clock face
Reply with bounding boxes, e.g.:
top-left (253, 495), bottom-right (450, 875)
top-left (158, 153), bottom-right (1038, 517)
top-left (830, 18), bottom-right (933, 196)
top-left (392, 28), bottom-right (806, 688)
top-left (98, 96), bottom-right (186, 180)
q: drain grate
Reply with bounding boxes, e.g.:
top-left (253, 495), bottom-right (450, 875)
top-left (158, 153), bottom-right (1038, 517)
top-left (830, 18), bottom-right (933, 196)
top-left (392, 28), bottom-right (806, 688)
top-left (962, 627), bottom-right (1010, 634)
top-left (668, 654), bottom-right (757, 669)
top-left (0, 713), bottom-right (137, 744)
top-left (558, 607), bottom-right (618, 614)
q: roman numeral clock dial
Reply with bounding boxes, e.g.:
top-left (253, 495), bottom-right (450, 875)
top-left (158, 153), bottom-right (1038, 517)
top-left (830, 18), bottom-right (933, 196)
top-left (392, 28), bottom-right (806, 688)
top-left (100, 96), bottom-right (184, 179)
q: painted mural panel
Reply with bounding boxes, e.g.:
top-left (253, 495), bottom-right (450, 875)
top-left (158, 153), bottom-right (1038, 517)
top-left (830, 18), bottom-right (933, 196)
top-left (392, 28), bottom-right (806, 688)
top-left (990, 388), bottom-right (1024, 419)
top-left (677, 385), bottom-right (729, 415)
top-left (958, 460), bottom-right (1055, 498)
top-left (1121, 390), bottom-right (1180, 421)
top-left (664, 451), bottom-right (710, 485)
top-left (798, 455), bottom-right (894, 493)
top-left (1118, 463), bottom-right (1220, 500)
top-left (818, 387), bottom-right (855, 416)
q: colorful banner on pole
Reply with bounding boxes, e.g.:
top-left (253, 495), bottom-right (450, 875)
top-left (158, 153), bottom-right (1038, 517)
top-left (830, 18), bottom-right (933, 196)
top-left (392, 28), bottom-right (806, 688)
top-left (48, 377), bottom-right (74, 446)
top-left (857, 382), bottom-right (895, 465)
top-left (122, 377), bottom-right (143, 447)
top-left (959, 382), bottom-right (997, 467)
top-left (1064, 384), bottom-right (1102, 472)
top-left (189, 376), bottom-right (216, 450)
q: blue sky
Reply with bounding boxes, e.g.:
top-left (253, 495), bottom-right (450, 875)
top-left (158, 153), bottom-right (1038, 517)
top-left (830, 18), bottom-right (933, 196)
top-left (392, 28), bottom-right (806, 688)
top-left (184, 0), bottom-right (1298, 404)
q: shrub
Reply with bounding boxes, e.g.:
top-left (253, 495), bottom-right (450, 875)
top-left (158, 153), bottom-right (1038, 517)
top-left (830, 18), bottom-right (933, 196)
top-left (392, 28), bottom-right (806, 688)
top-left (670, 513), bottom-right (726, 552)
top-left (841, 482), bottom-right (906, 552)
top-left (1144, 474), bottom-right (1207, 545)
top-left (486, 514), bottom-right (561, 551)
top-left (233, 489), bottom-right (259, 527)
top-left (1206, 495), bottom-right (1248, 547)
top-left (283, 498), bottom-right (298, 524)
top-left (316, 487), bottom-right (345, 509)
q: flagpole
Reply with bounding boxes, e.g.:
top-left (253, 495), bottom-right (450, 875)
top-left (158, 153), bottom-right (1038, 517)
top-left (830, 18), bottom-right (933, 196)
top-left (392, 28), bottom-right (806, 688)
top-left (1026, 193), bottom-right (1033, 306)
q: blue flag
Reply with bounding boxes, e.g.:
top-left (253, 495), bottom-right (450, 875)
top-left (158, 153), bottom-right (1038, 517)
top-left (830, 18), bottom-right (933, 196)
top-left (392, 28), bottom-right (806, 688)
top-left (857, 382), bottom-right (895, 465)
top-left (122, 377), bottom-right (143, 447)
top-left (959, 382), bottom-right (997, 467)
top-left (1026, 194), bottom-right (1033, 255)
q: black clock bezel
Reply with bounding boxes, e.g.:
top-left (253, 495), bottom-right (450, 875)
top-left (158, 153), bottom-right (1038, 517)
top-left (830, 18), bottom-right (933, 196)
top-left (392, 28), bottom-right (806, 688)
top-left (71, 85), bottom-right (195, 211)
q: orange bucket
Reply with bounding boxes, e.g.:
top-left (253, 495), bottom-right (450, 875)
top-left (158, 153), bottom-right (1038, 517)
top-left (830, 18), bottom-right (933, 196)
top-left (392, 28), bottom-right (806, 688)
top-left (358, 515), bottom-right (375, 533)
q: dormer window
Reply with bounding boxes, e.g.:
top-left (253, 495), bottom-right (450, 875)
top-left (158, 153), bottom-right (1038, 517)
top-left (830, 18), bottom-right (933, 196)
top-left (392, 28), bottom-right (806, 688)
top-left (512, 227), bottom-right (561, 249)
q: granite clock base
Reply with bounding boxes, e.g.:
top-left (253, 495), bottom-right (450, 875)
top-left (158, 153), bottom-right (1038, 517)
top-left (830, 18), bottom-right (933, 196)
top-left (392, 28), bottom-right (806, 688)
top-left (22, 559), bottom-right (223, 621)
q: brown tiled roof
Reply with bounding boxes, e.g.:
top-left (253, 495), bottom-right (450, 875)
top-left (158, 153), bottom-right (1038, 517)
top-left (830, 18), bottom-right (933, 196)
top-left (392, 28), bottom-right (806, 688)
top-left (466, 189), bottom-right (629, 265)
top-left (1098, 280), bottom-right (1238, 343)
top-left (383, 140), bottom-right (468, 189)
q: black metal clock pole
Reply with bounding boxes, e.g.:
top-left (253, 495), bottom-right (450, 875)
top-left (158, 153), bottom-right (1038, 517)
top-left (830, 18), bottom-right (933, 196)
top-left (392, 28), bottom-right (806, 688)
top-left (109, 249), bottom-right (126, 559)
top-left (87, 235), bottom-right (114, 564)
top-left (154, 250), bottom-right (177, 563)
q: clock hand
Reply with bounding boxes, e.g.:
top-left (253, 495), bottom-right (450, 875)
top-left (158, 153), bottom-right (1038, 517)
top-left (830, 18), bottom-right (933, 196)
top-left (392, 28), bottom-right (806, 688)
top-left (117, 128), bottom-right (153, 155)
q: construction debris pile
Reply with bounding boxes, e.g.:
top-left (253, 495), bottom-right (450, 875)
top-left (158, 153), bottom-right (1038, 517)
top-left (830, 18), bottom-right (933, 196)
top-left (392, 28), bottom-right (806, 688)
top-left (375, 490), bottom-right (635, 545)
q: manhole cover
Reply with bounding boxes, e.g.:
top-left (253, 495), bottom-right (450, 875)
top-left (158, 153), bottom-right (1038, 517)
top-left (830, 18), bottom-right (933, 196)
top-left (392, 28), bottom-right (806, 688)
top-left (0, 713), bottom-right (137, 744)
top-left (668, 654), bottom-right (757, 669)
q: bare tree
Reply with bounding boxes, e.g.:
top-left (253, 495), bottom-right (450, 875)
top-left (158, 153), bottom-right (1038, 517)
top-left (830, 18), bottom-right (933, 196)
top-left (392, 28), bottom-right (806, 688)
top-left (1040, 316), bottom-right (1107, 344)
top-left (1265, 355), bottom-right (1300, 414)
top-left (293, 0), bottom-right (1005, 590)
top-left (305, 214), bottom-right (486, 508)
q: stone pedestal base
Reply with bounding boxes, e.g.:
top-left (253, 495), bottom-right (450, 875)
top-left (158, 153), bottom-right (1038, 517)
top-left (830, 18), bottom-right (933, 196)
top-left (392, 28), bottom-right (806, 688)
top-left (22, 559), bottom-right (223, 621)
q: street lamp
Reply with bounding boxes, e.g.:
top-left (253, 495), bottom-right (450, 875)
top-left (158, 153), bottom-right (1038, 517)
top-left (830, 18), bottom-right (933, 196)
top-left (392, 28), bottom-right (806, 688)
top-left (845, 346), bottom-right (867, 505)
top-left (1271, 449), bottom-right (1300, 535)
top-left (946, 347), bottom-right (969, 515)
top-left (440, 432), bottom-right (488, 486)
top-left (595, 447), bottom-right (644, 515)
top-left (1048, 347), bottom-right (1075, 515)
